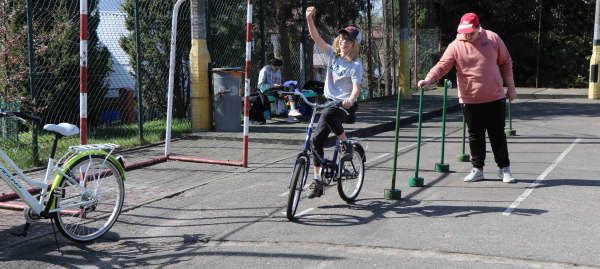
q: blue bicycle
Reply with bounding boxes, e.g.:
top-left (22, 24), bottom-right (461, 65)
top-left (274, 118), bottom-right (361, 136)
top-left (283, 92), bottom-right (366, 221)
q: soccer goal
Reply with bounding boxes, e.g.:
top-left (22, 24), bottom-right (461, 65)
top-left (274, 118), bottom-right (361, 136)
top-left (164, 0), bottom-right (252, 167)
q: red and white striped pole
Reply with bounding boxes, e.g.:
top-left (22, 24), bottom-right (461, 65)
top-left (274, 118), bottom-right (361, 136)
top-left (242, 0), bottom-right (253, 167)
top-left (80, 0), bottom-right (88, 145)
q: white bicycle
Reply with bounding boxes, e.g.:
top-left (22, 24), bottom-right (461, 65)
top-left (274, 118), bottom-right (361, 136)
top-left (0, 110), bottom-right (126, 244)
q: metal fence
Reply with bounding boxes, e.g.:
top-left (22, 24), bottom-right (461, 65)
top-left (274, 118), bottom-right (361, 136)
top-left (0, 0), bottom-right (594, 169)
top-left (0, 0), bottom-right (192, 169)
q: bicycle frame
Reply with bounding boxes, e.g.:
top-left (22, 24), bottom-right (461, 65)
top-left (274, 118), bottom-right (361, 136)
top-left (288, 103), bottom-right (344, 189)
top-left (0, 144), bottom-right (118, 216)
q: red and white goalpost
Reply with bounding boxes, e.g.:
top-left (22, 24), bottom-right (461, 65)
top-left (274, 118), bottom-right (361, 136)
top-left (164, 0), bottom-right (251, 167)
top-left (80, 0), bottom-right (88, 145)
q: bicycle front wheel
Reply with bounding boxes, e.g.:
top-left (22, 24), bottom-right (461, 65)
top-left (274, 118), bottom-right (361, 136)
top-left (337, 143), bottom-right (365, 202)
top-left (286, 157), bottom-right (307, 220)
top-left (53, 155), bottom-right (125, 242)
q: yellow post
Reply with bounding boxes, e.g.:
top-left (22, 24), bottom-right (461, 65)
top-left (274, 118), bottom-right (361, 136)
top-left (590, 0), bottom-right (600, 99)
top-left (397, 0), bottom-right (412, 100)
top-left (398, 41), bottom-right (412, 100)
top-left (590, 47), bottom-right (600, 99)
top-left (190, 0), bottom-right (211, 131)
top-left (190, 40), bottom-right (212, 131)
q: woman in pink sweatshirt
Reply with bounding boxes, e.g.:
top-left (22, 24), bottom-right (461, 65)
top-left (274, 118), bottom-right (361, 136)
top-left (418, 13), bottom-right (517, 183)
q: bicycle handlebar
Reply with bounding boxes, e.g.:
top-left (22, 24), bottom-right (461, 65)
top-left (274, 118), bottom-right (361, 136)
top-left (0, 110), bottom-right (41, 123)
top-left (279, 91), bottom-right (349, 115)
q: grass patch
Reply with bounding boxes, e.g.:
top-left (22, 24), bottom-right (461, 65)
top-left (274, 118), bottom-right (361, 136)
top-left (0, 118), bottom-right (191, 171)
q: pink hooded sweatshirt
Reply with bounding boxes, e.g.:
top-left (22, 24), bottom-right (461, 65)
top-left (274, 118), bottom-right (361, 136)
top-left (425, 29), bottom-right (513, 104)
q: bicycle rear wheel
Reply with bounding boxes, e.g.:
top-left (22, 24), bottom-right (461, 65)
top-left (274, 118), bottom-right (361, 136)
top-left (337, 143), bottom-right (365, 202)
top-left (286, 157), bottom-right (307, 220)
top-left (53, 155), bottom-right (125, 242)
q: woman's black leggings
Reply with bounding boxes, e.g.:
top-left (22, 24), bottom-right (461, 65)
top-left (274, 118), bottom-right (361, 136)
top-left (312, 102), bottom-right (358, 166)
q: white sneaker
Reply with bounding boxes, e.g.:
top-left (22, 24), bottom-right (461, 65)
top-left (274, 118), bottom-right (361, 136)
top-left (464, 168), bottom-right (484, 182)
top-left (287, 116), bottom-right (299, 123)
top-left (498, 167), bottom-right (516, 183)
top-left (288, 109), bottom-right (302, 117)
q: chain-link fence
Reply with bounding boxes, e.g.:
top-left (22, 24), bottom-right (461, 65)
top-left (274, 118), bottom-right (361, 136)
top-left (208, 0), bottom-right (439, 101)
top-left (0, 0), bottom-right (192, 169)
top-left (0, 0), bottom-right (594, 169)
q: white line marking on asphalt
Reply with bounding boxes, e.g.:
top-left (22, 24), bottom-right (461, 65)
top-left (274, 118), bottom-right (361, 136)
top-left (366, 153), bottom-right (390, 163)
top-left (503, 138), bottom-right (581, 216)
top-left (295, 208), bottom-right (314, 218)
top-left (282, 208), bottom-right (314, 218)
top-left (366, 135), bottom-right (441, 164)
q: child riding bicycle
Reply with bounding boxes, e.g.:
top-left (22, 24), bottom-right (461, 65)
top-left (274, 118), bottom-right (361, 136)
top-left (306, 6), bottom-right (362, 199)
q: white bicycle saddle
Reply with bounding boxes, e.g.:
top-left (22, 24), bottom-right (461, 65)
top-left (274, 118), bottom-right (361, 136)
top-left (43, 123), bottom-right (80, 137)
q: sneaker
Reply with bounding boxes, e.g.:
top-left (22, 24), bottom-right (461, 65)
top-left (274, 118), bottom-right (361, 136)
top-left (307, 180), bottom-right (324, 198)
top-left (288, 109), bottom-right (302, 117)
top-left (287, 116), bottom-right (299, 123)
top-left (498, 167), bottom-right (516, 183)
top-left (464, 168), bottom-right (484, 182)
top-left (339, 140), bottom-right (354, 161)
top-left (250, 120), bottom-right (264, 125)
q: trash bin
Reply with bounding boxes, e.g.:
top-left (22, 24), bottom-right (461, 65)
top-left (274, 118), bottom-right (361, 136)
top-left (212, 67), bottom-right (244, 132)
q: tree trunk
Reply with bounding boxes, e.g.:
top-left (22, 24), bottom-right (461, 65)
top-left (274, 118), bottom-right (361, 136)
top-left (276, 0), bottom-right (293, 82)
top-left (306, 40), bottom-right (314, 81)
top-left (383, 0), bottom-right (392, 96)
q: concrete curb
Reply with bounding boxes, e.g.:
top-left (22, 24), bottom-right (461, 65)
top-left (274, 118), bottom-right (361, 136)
top-left (340, 104), bottom-right (461, 145)
top-left (184, 104), bottom-right (462, 146)
top-left (518, 94), bottom-right (588, 99)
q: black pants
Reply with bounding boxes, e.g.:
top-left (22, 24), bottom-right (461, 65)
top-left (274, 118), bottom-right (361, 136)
top-left (461, 98), bottom-right (510, 169)
top-left (312, 102), bottom-right (358, 166)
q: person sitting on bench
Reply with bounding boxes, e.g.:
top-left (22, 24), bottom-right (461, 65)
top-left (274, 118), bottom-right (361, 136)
top-left (257, 58), bottom-right (302, 122)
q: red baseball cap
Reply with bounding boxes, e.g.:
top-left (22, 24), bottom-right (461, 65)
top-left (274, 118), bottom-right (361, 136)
top-left (457, 13), bottom-right (479, 34)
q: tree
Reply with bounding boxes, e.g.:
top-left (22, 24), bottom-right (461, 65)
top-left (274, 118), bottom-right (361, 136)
top-left (120, 0), bottom-right (191, 120)
top-left (433, 0), bottom-right (593, 88)
top-left (382, 0), bottom-right (392, 96)
top-left (0, 0), bottom-right (113, 126)
top-left (262, 0), bottom-right (366, 82)
top-left (0, 1), bottom-right (31, 103)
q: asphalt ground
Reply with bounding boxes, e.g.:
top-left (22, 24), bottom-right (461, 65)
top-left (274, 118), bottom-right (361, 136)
top-left (1, 98), bottom-right (600, 268)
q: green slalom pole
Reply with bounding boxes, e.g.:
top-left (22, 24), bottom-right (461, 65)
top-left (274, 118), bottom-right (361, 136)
top-left (457, 115), bottom-right (470, 162)
top-left (385, 83), bottom-right (403, 200)
top-left (505, 99), bottom-right (516, 136)
top-left (409, 86), bottom-right (425, 187)
top-left (435, 80), bottom-right (450, 172)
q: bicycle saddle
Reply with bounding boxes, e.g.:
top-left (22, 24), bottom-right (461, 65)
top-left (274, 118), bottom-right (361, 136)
top-left (43, 123), bottom-right (80, 137)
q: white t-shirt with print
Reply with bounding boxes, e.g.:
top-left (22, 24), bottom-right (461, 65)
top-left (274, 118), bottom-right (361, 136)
top-left (324, 45), bottom-right (363, 101)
